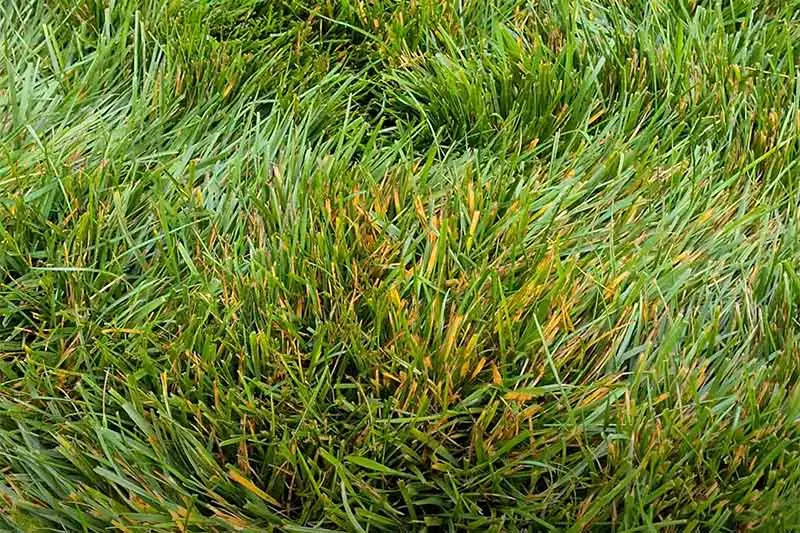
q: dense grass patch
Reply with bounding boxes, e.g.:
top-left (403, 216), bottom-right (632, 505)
top-left (2, 0), bottom-right (800, 530)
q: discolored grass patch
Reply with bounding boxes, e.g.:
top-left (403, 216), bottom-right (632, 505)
top-left (2, 0), bottom-right (800, 531)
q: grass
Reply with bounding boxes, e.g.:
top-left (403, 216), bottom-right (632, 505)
top-left (2, 0), bottom-right (800, 530)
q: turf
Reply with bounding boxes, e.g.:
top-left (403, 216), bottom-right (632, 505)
top-left (2, 0), bottom-right (800, 530)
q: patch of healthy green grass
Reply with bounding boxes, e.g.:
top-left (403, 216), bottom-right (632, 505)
top-left (2, 0), bottom-right (800, 531)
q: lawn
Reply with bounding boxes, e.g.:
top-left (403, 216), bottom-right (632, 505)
top-left (2, 0), bottom-right (800, 530)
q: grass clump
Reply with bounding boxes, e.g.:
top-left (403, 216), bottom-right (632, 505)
top-left (2, 0), bottom-right (800, 531)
